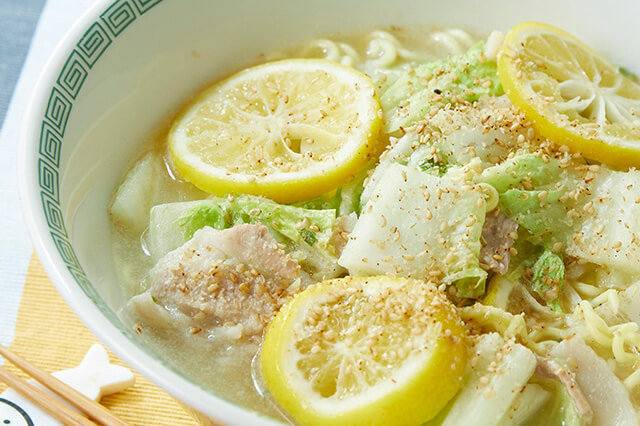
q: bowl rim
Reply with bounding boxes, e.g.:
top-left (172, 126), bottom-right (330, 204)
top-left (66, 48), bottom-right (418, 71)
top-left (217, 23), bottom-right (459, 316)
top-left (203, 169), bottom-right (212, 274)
top-left (17, 0), bottom-right (283, 424)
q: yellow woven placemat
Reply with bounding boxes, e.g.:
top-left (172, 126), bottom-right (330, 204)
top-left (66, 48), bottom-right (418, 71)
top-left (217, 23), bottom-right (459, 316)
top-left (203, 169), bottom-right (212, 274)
top-left (0, 253), bottom-right (200, 425)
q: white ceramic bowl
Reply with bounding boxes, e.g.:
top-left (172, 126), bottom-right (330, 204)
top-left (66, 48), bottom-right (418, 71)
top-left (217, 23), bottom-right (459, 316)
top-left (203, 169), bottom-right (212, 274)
top-left (18, 0), bottom-right (640, 424)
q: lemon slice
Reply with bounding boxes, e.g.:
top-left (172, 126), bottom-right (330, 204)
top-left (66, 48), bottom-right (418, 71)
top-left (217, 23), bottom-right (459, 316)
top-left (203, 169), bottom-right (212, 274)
top-left (498, 22), bottom-right (640, 166)
top-left (169, 59), bottom-right (383, 203)
top-left (260, 276), bottom-right (467, 426)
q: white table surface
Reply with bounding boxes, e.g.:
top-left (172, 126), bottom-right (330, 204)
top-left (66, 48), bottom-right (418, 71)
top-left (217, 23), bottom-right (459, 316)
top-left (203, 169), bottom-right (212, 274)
top-left (0, 0), bottom-right (97, 347)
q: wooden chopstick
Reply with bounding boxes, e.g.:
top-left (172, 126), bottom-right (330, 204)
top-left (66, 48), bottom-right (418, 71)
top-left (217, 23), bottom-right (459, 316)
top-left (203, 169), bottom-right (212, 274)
top-left (0, 344), bottom-right (129, 426)
top-left (0, 366), bottom-right (95, 426)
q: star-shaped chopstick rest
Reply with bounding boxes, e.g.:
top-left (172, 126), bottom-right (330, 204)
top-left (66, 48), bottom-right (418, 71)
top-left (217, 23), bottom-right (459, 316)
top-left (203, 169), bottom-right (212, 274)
top-left (0, 343), bottom-right (134, 425)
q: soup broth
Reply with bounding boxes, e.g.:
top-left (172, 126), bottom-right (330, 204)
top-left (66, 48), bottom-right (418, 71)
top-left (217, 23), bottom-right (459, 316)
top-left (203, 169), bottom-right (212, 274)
top-left (110, 21), bottom-right (640, 425)
top-left (111, 26), bottom-right (479, 419)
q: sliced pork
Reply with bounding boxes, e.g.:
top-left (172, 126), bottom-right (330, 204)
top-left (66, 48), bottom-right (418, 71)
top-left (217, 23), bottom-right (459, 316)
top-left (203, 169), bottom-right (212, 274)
top-left (535, 355), bottom-right (593, 422)
top-left (149, 224), bottom-right (300, 337)
top-left (479, 212), bottom-right (518, 275)
top-left (550, 336), bottom-right (637, 426)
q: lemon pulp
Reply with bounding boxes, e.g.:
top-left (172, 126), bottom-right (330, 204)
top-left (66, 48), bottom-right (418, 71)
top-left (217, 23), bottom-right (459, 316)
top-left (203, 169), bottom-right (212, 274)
top-left (260, 276), bottom-right (468, 426)
top-left (498, 22), bottom-right (640, 166)
top-left (169, 59), bottom-right (383, 203)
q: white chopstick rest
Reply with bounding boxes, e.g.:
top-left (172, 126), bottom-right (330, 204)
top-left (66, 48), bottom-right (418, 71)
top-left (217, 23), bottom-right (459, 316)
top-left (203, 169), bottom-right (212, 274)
top-left (53, 343), bottom-right (135, 401)
top-left (0, 344), bottom-right (134, 425)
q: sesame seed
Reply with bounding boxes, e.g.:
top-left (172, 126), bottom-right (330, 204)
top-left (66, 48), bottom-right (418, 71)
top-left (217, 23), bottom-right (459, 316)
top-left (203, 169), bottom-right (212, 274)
top-left (465, 215), bottom-right (477, 227)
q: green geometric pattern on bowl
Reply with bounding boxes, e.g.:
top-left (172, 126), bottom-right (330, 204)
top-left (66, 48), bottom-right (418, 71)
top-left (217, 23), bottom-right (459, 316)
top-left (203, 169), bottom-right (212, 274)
top-left (35, 3), bottom-right (285, 416)
top-left (37, 0), bottom-right (164, 323)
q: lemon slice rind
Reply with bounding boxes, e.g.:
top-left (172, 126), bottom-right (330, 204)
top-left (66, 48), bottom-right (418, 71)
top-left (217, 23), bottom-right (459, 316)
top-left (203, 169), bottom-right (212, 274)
top-left (169, 59), bottom-right (383, 203)
top-left (261, 276), bottom-right (467, 425)
top-left (498, 22), bottom-right (640, 166)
